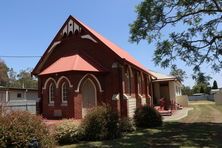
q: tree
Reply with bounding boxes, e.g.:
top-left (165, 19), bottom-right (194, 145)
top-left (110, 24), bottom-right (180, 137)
top-left (170, 65), bottom-right (186, 82)
top-left (130, 0), bottom-right (222, 72)
top-left (192, 72), bottom-right (211, 85)
top-left (212, 80), bottom-right (218, 89)
top-left (192, 72), bottom-right (211, 94)
top-left (0, 59), bottom-right (9, 86)
top-left (7, 68), bottom-right (18, 87)
top-left (181, 85), bottom-right (192, 96)
top-left (16, 68), bottom-right (37, 88)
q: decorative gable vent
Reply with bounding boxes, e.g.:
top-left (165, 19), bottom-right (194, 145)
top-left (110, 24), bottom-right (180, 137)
top-left (61, 19), bottom-right (82, 38)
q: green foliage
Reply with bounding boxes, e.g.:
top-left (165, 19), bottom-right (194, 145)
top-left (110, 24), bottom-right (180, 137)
top-left (15, 68), bottom-right (38, 88)
top-left (134, 105), bottom-right (162, 128)
top-left (8, 68), bottom-right (37, 89)
top-left (192, 72), bottom-right (211, 94)
top-left (80, 106), bottom-right (120, 141)
top-left (0, 59), bottom-right (9, 86)
top-left (0, 59), bottom-right (37, 88)
top-left (130, 0), bottom-right (222, 72)
top-left (0, 111), bottom-right (55, 147)
top-left (54, 120), bottom-right (80, 145)
top-left (192, 72), bottom-right (211, 85)
top-left (181, 86), bottom-right (193, 96)
top-left (170, 65), bottom-right (187, 82)
top-left (119, 118), bottom-right (136, 133)
top-left (212, 80), bottom-right (218, 89)
top-left (192, 83), bottom-right (211, 94)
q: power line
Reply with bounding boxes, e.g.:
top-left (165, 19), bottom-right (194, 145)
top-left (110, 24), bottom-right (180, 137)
top-left (0, 56), bottom-right (42, 58)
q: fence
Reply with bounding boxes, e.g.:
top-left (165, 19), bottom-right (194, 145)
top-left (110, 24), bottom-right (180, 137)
top-left (188, 94), bottom-right (214, 101)
top-left (1, 100), bottom-right (37, 114)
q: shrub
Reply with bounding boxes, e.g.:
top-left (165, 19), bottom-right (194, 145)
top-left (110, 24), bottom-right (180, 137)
top-left (119, 117), bottom-right (136, 133)
top-left (80, 106), bottom-right (120, 141)
top-left (54, 120), bottom-right (79, 145)
top-left (134, 105), bottom-right (163, 128)
top-left (0, 111), bottom-right (55, 147)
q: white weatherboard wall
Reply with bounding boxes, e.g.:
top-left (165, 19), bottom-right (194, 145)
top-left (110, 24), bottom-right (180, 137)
top-left (176, 95), bottom-right (189, 107)
top-left (0, 91), bottom-right (6, 103)
top-left (9, 91), bottom-right (24, 101)
top-left (169, 81), bottom-right (176, 102)
top-left (127, 97), bottom-right (137, 118)
top-left (215, 90), bottom-right (222, 105)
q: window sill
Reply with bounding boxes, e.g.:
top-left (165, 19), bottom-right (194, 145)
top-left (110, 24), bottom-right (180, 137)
top-left (61, 103), bottom-right (68, 106)
top-left (48, 103), bottom-right (54, 106)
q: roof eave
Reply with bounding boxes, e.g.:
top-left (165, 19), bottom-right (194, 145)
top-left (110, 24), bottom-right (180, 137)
top-left (122, 59), bottom-right (157, 78)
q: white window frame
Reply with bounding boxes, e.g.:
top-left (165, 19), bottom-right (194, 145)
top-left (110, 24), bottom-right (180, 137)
top-left (49, 83), bottom-right (55, 104)
top-left (138, 73), bottom-right (142, 95)
top-left (61, 82), bottom-right (68, 104)
top-left (125, 69), bottom-right (131, 95)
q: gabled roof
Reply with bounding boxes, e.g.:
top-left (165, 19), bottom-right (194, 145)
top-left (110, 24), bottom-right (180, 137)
top-left (39, 53), bottom-right (106, 75)
top-left (32, 15), bottom-right (156, 78)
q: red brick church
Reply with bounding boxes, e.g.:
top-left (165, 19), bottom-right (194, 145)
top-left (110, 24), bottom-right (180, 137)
top-left (32, 16), bottom-right (182, 119)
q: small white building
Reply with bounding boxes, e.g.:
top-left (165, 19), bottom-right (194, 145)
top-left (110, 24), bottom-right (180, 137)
top-left (0, 87), bottom-right (38, 114)
top-left (211, 88), bottom-right (222, 105)
top-left (149, 71), bottom-right (188, 108)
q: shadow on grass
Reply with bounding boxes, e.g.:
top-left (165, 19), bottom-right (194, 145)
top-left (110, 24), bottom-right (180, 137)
top-left (73, 122), bottom-right (222, 148)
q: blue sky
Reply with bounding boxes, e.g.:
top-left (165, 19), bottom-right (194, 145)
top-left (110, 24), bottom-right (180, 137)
top-left (0, 0), bottom-right (221, 87)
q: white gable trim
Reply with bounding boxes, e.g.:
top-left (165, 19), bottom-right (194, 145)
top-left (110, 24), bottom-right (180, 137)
top-left (47, 41), bottom-right (61, 53)
top-left (56, 76), bottom-right (73, 88)
top-left (75, 74), bottom-right (103, 93)
top-left (43, 77), bottom-right (56, 90)
top-left (81, 34), bottom-right (98, 43)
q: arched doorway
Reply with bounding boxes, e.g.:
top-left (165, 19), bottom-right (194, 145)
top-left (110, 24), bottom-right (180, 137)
top-left (81, 79), bottom-right (97, 117)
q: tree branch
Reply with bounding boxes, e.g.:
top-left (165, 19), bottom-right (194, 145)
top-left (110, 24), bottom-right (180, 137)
top-left (165, 9), bottom-right (222, 24)
top-left (212, 0), bottom-right (222, 11)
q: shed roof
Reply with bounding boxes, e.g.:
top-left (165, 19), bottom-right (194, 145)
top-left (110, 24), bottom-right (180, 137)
top-left (149, 70), bottom-right (177, 82)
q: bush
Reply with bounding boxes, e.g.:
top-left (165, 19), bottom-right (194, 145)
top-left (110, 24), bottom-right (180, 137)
top-left (119, 117), bottom-right (136, 133)
top-left (80, 106), bottom-right (120, 141)
top-left (134, 105), bottom-right (163, 128)
top-left (54, 120), bottom-right (79, 145)
top-left (0, 111), bottom-right (55, 147)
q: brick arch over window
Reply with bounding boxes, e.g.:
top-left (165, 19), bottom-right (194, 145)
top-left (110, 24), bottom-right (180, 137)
top-left (75, 74), bottom-right (103, 93)
top-left (56, 76), bottom-right (73, 88)
top-left (43, 77), bottom-right (56, 89)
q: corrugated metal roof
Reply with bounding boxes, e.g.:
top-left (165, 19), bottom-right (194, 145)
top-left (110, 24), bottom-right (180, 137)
top-left (75, 17), bottom-right (156, 77)
top-left (149, 70), bottom-right (176, 81)
top-left (39, 54), bottom-right (106, 75)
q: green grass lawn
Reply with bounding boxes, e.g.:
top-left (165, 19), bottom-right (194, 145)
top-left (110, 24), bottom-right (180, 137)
top-left (59, 102), bottom-right (222, 148)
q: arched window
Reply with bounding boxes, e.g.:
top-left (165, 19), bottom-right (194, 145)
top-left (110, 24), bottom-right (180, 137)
top-left (61, 82), bottom-right (68, 103)
top-left (137, 72), bottom-right (142, 95)
top-left (49, 83), bottom-right (56, 104)
top-left (124, 68), bottom-right (131, 94)
top-left (146, 76), bottom-right (150, 96)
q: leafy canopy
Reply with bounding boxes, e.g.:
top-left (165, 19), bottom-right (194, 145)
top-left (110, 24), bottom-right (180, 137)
top-left (130, 0), bottom-right (222, 72)
top-left (0, 59), bottom-right (9, 86)
top-left (212, 80), bottom-right (218, 89)
top-left (0, 58), bottom-right (37, 88)
top-left (192, 72), bottom-right (211, 94)
top-left (170, 65), bottom-right (187, 82)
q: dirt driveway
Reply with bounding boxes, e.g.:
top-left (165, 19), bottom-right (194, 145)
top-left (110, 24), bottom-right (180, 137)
top-left (179, 101), bottom-right (222, 123)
